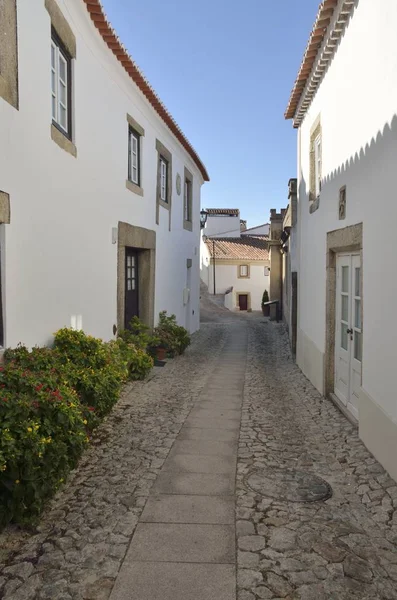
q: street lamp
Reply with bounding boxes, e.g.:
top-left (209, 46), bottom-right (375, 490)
top-left (200, 209), bottom-right (208, 229)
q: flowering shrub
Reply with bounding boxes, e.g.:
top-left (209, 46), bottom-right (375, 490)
top-left (0, 328), bottom-right (154, 527)
top-left (0, 387), bottom-right (87, 527)
top-left (153, 311), bottom-right (191, 357)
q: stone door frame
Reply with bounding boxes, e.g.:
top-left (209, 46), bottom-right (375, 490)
top-left (325, 222), bottom-right (363, 398)
top-left (117, 222), bottom-right (156, 331)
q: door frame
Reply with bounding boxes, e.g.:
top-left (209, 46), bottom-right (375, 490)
top-left (325, 223), bottom-right (363, 403)
top-left (117, 222), bottom-right (156, 333)
top-left (236, 291), bottom-right (251, 311)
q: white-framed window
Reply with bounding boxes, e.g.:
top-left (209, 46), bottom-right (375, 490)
top-left (239, 264), bottom-right (249, 277)
top-left (314, 134), bottom-right (322, 198)
top-left (160, 156), bottom-right (168, 202)
top-left (128, 128), bottom-right (141, 185)
top-left (51, 31), bottom-right (71, 137)
top-left (184, 178), bottom-right (192, 222)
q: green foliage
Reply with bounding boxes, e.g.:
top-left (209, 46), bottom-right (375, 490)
top-left (0, 379), bottom-right (87, 527)
top-left (118, 316), bottom-right (159, 351)
top-left (114, 339), bottom-right (154, 381)
top-left (153, 311), bottom-right (191, 357)
top-left (262, 290), bottom-right (270, 305)
top-left (0, 327), bottom-right (154, 528)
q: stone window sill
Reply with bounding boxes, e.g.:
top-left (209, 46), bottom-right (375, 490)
top-left (183, 220), bottom-right (193, 232)
top-left (126, 180), bottom-right (144, 197)
top-left (51, 124), bottom-right (77, 157)
top-left (159, 198), bottom-right (170, 211)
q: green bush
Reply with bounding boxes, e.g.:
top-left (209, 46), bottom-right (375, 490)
top-left (118, 317), bottom-right (159, 351)
top-left (54, 329), bottom-right (128, 417)
top-left (154, 311), bottom-right (190, 357)
top-left (0, 328), bottom-right (154, 527)
top-left (262, 290), bottom-right (269, 305)
top-left (0, 385), bottom-right (87, 527)
top-left (114, 339), bottom-right (153, 380)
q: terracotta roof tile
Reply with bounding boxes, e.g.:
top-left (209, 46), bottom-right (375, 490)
top-left (83, 0), bottom-right (209, 181)
top-left (205, 237), bottom-right (269, 261)
top-left (206, 208), bottom-right (240, 216)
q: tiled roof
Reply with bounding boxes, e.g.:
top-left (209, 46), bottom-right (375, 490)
top-left (206, 208), bottom-right (240, 216)
top-left (205, 237), bottom-right (269, 260)
top-left (285, 0), bottom-right (355, 127)
top-left (83, 1), bottom-right (209, 181)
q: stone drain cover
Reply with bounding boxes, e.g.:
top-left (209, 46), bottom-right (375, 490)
top-left (245, 468), bottom-right (332, 503)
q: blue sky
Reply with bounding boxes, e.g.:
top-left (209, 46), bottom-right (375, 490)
top-left (101, 0), bottom-right (319, 228)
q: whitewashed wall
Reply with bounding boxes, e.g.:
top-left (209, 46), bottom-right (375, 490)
top-left (204, 215), bottom-right (241, 238)
top-left (207, 263), bottom-right (269, 310)
top-left (0, 0), bottom-right (205, 347)
top-left (295, 0), bottom-right (397, 476)
top-left (241, 224), bottom-right (269, 237)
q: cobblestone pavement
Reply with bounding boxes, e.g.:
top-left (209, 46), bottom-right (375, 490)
top-left (237, 320), bottom-right (397, 600)
top-left (0, 309), bottom-right (397, 600)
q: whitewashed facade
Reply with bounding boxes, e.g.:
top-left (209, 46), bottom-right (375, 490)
top-left (0, 0), bottom-right (208, 348)
top-left (286, 0), bottom-right (397, 479)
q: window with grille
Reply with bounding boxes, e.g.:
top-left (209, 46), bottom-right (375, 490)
top-left (184, 178), bottom-right (192, 222)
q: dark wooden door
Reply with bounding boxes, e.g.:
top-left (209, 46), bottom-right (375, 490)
top-left (239, 294), bottom-right (248, 311)
top-left (125, 248), bottom-right (139, 328)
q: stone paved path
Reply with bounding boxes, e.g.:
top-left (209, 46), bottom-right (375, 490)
top-left (1, 308), bottom-right (397, 600)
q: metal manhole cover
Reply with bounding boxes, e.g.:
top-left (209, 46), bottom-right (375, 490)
top-left (245, 468), bottom-right (332, 502)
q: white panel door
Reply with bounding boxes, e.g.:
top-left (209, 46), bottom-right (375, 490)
top-left (335, 254), bottom-right (362, 420)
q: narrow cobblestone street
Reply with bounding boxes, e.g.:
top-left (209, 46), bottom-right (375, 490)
top-left (1, 305), bottom-right (397, 600)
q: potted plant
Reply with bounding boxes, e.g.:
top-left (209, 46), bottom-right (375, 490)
top-left (261, 290), bottom-right (270, 316)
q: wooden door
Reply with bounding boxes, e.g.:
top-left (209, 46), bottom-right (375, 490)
top-left (239, 294), bottom-right (248, 311)
top-left (125, 248), bottom-right (139, 328)
top-left (335, 254), bottom-right (362, 420)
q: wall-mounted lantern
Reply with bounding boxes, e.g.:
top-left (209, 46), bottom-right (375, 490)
top-left (200, 209), bottom-right (208, 229)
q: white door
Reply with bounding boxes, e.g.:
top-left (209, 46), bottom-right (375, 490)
top-left (335, 254), bottom-right (362, 420)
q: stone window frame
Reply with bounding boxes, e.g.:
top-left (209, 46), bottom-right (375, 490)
top-left (126, 114), bottom-right (145, 197)
top-left (45, 0), bottom-right (77, 158)
top-left (0, 0), bottom-right (19, 109)
top-left (309, 115), bottom-right (322, 213)
top-left (237, 264), bottom-right (250, 279)
top-left (156, 139), bottom-right (172, 230)
top-left (183, 166), bottom-right (193, 232)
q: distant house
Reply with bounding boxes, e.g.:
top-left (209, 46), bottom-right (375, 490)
top-left (201, 236), bottom-right (269, 312)
top-left (284, 0), bottom-right (397, 480)
top-left (203, 209), bottom-right (241, 238)
top-left (241, 223), bottom-right (270, 237)
top-left (0, 0), bottom-right (208, 348)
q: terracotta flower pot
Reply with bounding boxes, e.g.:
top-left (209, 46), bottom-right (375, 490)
top-left (156, 347), bottom-right (167, 361)
top-left (262, 305), bottom-right (270, 317)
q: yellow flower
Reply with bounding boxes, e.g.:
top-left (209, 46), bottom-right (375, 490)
top-left (27, 427), bottom-right (33, 433)
top-left (15, 479), bottom-right (20, 484)
top-left (83, 419), bottom-right (87, 425)
top-left (59, 478), bottom-right (64, 483)
top-left (34, 424), bottom-right (40, 430)
top-left (38, 453), bottom-right (43, 458)
top-left (0, 465), bottom-right (6, 472)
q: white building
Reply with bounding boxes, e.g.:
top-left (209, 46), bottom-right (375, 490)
top-left (200, 235), bottom-right (269, 312)
top-left (0, 0), bottom-right (208, 348)
top-left (285, 0), bottom-right (397, 479)
top-left (241, 223), bottom-right (269, 237)
top-left (203, 209), bottom-right (241, 238)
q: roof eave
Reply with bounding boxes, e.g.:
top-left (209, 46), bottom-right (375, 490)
top-left (83, 0), bottom-right (209, 181)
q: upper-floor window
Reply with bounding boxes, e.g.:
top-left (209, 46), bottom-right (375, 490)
top-left (51, 31), bottom-right (72, 137)
top-left (314, 134), bottom-right (321, 198)
top-left (239, 264), bottom-right (249, 278)
top-left (160, 157), bottom-right (168, 203)
top-left (128, 128), bottom-right (141, 186)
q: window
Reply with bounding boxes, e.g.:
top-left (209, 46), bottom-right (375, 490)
top-left (160, 156), bottom-right (168, 203)
top-left (184, 179), bottom-right (192, 222)
top-left (314, 134), bottom-right (321, 198)
top-left (239, 265), bottom-right (249, 278)
top-left (128, 128), bottom-right (141, 186)
top-left (51, 31), bottom-right (72, 137)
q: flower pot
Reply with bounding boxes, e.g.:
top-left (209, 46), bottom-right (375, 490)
top-left (262, 305), bottom-right (270, 317)
top-left (156, 347), bottom-right (167, 361)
